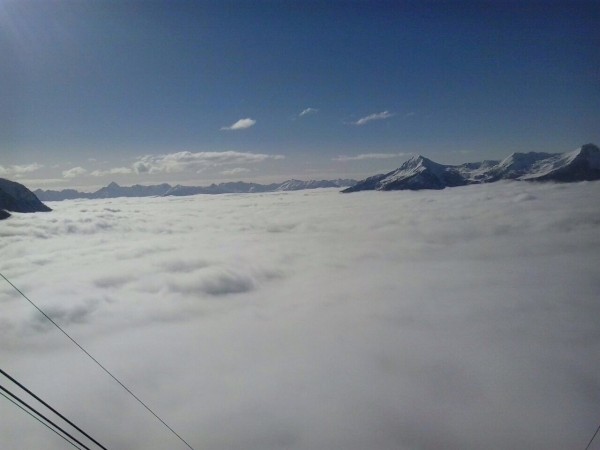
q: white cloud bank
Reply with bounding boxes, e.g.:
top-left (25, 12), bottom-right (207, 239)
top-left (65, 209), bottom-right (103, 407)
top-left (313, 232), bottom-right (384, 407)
top-left (220, 118), bottom-right (256, 130)
top-left (353, 110), bottom-right (394, 125)
top-left (333, 152), bottom-right (408, 162)
top-left (1, 181), bottom-right (600, 450)
top-left (132, 151), bottom-right (284, 174)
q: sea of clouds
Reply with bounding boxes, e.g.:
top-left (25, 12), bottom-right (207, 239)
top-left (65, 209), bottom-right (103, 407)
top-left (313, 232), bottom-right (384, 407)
top-left (1, 181), bottom-right (599, 450)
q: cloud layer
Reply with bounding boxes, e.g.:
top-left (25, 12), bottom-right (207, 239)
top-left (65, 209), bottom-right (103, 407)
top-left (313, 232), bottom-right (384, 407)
top-left (90, 167), bottom-right (133, 177)
top-left (1, 182), bottom-right (600, 450)
top-left (132, 151), bottom-right (283, 174)
top-left (62, 166), bottom-right (88, 179)
top-left (0, 163), bottom-right (44, 177)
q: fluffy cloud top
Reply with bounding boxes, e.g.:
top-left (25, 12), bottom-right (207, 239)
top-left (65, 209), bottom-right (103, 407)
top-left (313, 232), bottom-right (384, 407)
top-left (1, 182), bottom-right (599, 450)
top-left (334, 152), bottom-right (407, 162)
top-left (62, 166), bottom-right (88, 179)
top-left (353, 111), bottom-right (394, 125)
top-left (132, 151), bottom-right (284, 174)
top-left (220, 118), bottom-right (256, 130)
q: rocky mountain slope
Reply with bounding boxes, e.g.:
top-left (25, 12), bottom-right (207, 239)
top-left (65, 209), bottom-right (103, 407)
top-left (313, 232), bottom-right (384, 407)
top-left (0, 178), bottom-right (52, 220)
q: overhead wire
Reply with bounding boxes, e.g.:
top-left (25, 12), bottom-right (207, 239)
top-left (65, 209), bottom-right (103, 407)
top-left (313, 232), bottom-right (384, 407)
top-left (0, 369), bottom-right (107, 450)
top-left (0, 383), bottom-right (91, 450)
top-left (585, 423), bottom-right (600, 450)
top-left (0, 271), bottom-right (197, 450)
top-left (0, 390), bottom-right (84, 450)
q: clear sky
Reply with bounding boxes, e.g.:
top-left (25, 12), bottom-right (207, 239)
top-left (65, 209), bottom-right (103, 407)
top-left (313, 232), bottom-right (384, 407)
top-left (1, 0), bottom-right (599, 190)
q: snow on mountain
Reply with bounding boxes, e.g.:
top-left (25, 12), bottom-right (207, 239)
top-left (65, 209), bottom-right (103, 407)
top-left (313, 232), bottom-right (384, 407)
top-left (343, 143), bottom-right (600, 192)
top-left (0, 178), bottom-right (52, 219)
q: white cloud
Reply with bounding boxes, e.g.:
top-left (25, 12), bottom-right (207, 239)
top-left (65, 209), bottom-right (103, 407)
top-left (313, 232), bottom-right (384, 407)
top-left (132, 161), bottom-right (151, 174)
top-left (299, 108), bottom-right (318, 117)
top-left (12, 163), bottom-right (44, 174)
top-left (333, 152), bottom-right (408, 162)
top-left (90, 167), bottom-right (133, 177)
top-left (220, 118), bottom-right (256, 131)
top-left (0, 163), bottom-right (44, 177)
top-left (132, 151), bottom-right (284, 174)
top-left (220, 167), bottom-right (251, 176)
top-left (353, 110), bottom-right (394, 125)
top-left (1, 182), bottom-right (599, 450)
top-left (62, 166), bottom-right (88, 179)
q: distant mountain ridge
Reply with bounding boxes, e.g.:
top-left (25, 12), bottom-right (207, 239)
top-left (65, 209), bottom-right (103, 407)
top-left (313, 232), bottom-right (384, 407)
top-left (35, 178), bottom-right (357, 201)
top-left (342, 143), bottom-right (600, 193)
top-left (0, 178), bottom-right (52, 220)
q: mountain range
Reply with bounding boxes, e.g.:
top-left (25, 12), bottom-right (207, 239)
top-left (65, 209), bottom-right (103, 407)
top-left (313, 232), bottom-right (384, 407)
top-left (0, 178), bottom-right (52, 220)
top-left (343, 143), bottom-right (600, 192)
top-left (34, 179), bottom-right (357, 202)
top-left (4, 144), bottom-right (599, 217)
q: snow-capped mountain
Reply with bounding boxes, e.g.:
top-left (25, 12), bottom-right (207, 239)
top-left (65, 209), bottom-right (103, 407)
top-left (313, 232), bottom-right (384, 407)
top-left (35, 178), bottom-right (357, 201)
top-left (0, 178), bottom-right (52, 219)
top-left (343, 144), bottom-right (600, 192)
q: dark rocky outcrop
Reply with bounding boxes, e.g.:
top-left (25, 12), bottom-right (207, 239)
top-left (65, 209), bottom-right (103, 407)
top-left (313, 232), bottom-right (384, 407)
top-left (0, 178), bottom-right (52, 216)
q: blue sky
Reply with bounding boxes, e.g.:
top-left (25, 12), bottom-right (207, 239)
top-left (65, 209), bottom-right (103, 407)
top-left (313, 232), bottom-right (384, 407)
top-left (1, 0), bottom-right (598, 189)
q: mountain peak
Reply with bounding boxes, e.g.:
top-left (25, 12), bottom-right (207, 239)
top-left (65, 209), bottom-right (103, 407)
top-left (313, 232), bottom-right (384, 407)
top-left (343, 143), bottom-right (600, 192)
top-left (406, 154), bottom-right (430, 163)
top-left (107, 181), bottom-right (120, 188)
top-left (578, 143), bottom-right (600, 157)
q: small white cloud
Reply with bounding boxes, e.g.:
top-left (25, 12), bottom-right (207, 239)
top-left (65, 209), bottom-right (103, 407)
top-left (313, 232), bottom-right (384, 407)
top-left (353, 111), bottom-right (394, 126)
top-left (62, 166), bottom-right (87, 179)
top-left (334, 153), bottom-right (407, 162)
top-left (221, 167), bottom-right (251, 176)
top-left (90, 167), bottom-right (133, 177)
top-left (0, 165), bottom-right (7, 176)
top-left (220, 118), bottom-right (256, 131)
top-left (299, 108), bottom-right (318, 117)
